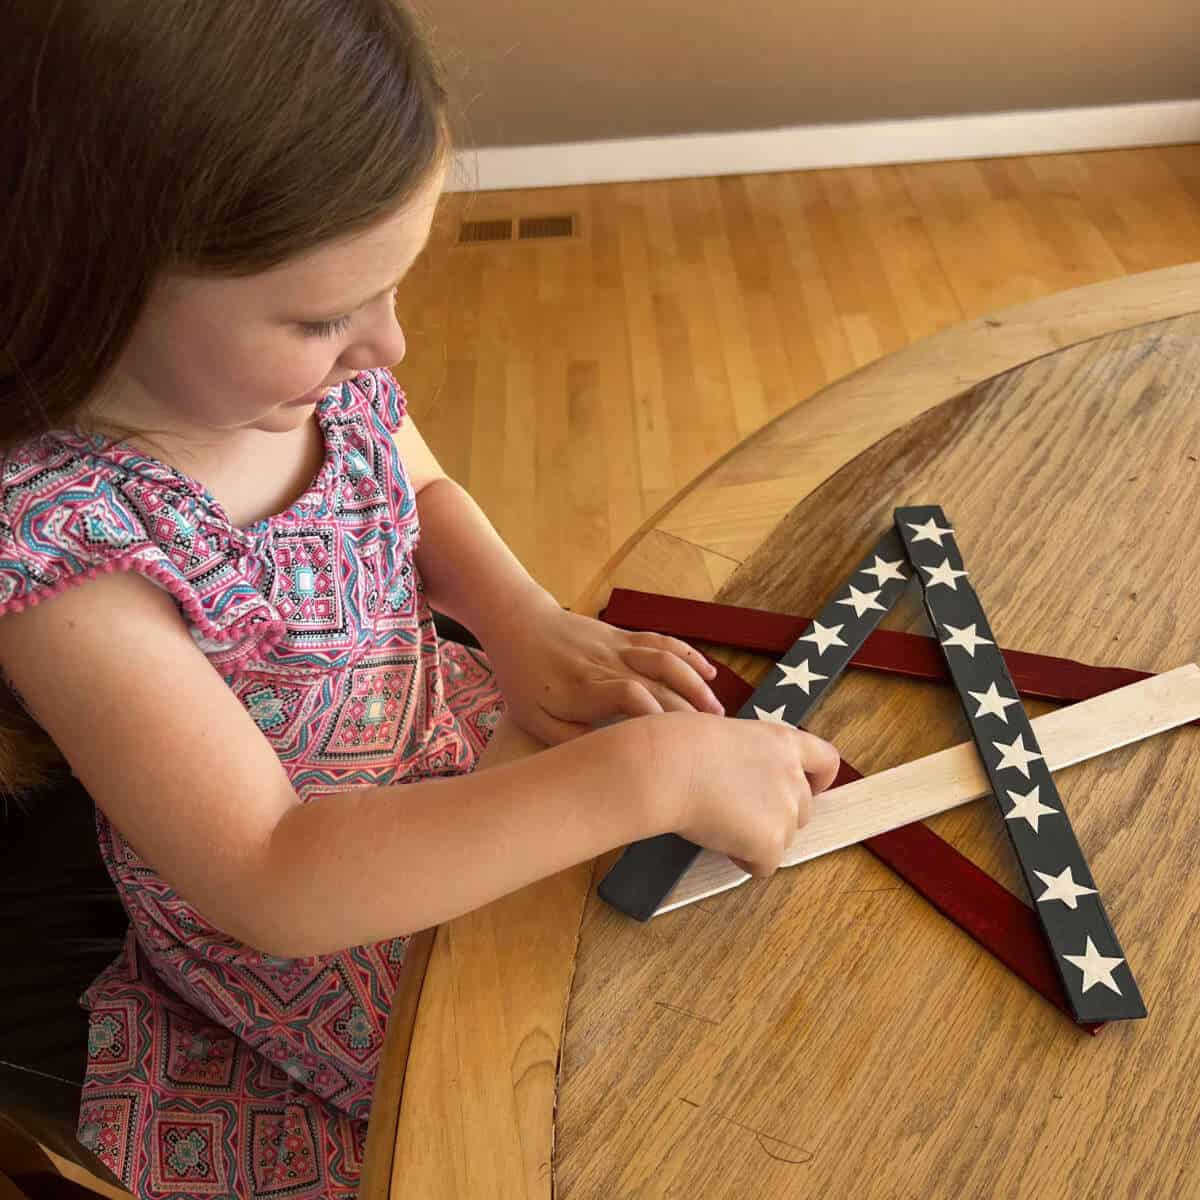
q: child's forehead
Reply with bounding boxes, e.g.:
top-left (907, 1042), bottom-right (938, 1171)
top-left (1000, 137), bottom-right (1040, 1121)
top-left (258, 170), bottom-right (446, 298)
top-left (157, 168), bottom-right (446, 318)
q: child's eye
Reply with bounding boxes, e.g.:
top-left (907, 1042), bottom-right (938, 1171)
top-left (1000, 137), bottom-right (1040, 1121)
top-left (299, 314), bottom-right (353, 339)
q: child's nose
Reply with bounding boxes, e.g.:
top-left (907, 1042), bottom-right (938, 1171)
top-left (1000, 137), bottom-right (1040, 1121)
top-left (374, 301), bottom-right (406, 363)
top-left (341, 306), bottom-right (407, 370)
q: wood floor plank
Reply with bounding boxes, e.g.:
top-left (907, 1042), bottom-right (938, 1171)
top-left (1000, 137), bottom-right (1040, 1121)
top-left (740, 173), bottom-right (837, 413)
top-left (396, 147), bottom-right (1200, 607)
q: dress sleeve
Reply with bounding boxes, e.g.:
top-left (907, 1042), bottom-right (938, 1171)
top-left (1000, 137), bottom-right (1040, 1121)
top-left (355, 367), bottom-right (409, 435)
top-left (0, 444), bottom-right (284, 663)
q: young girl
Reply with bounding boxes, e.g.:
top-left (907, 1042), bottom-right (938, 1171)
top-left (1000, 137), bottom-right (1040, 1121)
top-left (1, 3), bottom-right (839, 1196)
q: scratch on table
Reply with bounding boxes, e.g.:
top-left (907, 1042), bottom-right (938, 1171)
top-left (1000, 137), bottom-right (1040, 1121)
top-left (678, 1098), bottom-right (814, 1165)
top-left (654, 1000), bottom-right (721, 1026)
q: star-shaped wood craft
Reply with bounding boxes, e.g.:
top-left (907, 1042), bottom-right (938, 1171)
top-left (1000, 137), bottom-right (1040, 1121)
top-left (599, 508), bottom-right (1200, 1025)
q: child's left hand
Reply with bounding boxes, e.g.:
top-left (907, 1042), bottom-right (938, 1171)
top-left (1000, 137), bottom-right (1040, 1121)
top-left (483, 603), bottom-right (726, 745)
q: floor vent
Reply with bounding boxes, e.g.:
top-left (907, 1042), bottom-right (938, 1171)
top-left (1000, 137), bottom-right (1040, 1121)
top-left (458, 219), bottom-right (513, 244)
top-left (518, 215), bottom-right (576, 240)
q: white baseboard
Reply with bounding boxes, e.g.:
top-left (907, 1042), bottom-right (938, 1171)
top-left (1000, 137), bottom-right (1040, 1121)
top-left (445, 99), bottom-right (1200, 193)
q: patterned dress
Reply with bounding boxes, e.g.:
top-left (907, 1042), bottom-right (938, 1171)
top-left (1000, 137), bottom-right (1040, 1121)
top-left (0, 370), bottom-right (504, 1198)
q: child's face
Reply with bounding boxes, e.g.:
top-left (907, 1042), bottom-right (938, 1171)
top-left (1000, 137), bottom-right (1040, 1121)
top-left (106, 165), bottom-right (445, 436)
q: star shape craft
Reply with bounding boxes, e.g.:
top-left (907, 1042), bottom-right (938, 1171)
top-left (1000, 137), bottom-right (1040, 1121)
top-left (776, 659), bottom-right (827, 694)
top-left (1034, 866), bottom-right (1098, 910)
top-left (941, 622), bottom-right (994, 657)
top-left (1062, 937), bottom-right (1125, 995)
top-left (837, 585), bottom-right (886, 618)
top-left (860, 555), bottom-right (908, 586)
top-left (753, 704), bottom-right (789, 724)
top-left (907, 517), bottom-right (954, 546)
top-left (920, 558), bottom-right (969, 590)
top-left (993, 735), bottom-right (1044, 777)
top-left (599, 509), bottom-right (1148, 1023)
top-left (1004, 785), bottom-right (1058, 832)
top-left (799, 620), bottom-right (847, 655)
top-left (968, 681), bottom-right (1021, 722)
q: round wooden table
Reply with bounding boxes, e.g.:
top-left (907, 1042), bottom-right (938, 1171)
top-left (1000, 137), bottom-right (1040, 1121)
top-left (362, 264), bottom-right (1200, 1199)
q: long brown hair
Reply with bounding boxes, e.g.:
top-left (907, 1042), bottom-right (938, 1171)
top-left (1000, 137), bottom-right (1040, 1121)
top-left (2, 0), bottom-right (448, 440)
top-left (0, 0), bottom-right (450, 791)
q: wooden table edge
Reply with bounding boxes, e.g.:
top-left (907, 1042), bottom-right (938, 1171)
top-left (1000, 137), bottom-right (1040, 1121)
top-left (366, 264), bottom-right (1200, 1199)
top-left (358, 926), bottom-right (436, 1198)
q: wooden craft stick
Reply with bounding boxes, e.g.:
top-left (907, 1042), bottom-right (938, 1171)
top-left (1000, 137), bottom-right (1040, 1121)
top-left (656, 663), bottom-right (1200, 916)
top-left (896, 505), bottom-right (1144, 1022)
top-left (601, 586), bottom-right (1163, 711)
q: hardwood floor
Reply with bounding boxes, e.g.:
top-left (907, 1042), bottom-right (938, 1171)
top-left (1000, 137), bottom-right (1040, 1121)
top-left (394, 145), bottom-right (1200, 606)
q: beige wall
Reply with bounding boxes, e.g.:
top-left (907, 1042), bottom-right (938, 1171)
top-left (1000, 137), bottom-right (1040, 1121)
top-left (423, 0), bottom-right (1196, 148)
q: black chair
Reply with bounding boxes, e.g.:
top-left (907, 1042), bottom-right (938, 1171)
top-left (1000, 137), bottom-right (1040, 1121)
top-left (0, 770), bottom-right (130, 1190)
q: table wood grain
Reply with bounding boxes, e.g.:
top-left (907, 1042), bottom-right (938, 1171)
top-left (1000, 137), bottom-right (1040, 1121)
top-left (370, 265), bottom-right (1200, 1199)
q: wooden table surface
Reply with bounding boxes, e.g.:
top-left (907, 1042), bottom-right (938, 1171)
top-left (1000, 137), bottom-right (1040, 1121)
top-left (364, 264), bottom-right (1200, 1199)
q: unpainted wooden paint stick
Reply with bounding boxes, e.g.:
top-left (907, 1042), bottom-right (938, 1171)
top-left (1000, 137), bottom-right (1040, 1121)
top-left (656, 664), bottom-right (1200, 916)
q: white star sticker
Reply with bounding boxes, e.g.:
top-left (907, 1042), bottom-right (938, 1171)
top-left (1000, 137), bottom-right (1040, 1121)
top-left (993, 735), bottom-right (1044, 777)
top-left (776, 660), bottom-right (827, 694)
top-left (1034, 866), bottom-right (1098, 910)
top-left (968, 681), bottom-right (1021, 722)
top-left (837, 584), bottom-right (885, 618)
top-left (753, 704), bottom-right (789, 724)
top-left (1062, 937), bottom-right (1125, 995)
top-left (907, 517), bottom-right (955, 546)
top-left (799, 620), bottom-right (847, 655)
top-left (861, 555), bottom-right (908, 586)
top-left (919, 557), bottom-right (969, 591)
top-left (941, 622), bottom-right (994, 657)
top-left (1004, 786), bottom-right (1058, 832)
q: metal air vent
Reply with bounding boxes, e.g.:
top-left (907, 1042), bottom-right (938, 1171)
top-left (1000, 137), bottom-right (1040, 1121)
top-left (518, 215), bottom-right (576, 240)
top-left (458, 219), bottom-right (513, 244)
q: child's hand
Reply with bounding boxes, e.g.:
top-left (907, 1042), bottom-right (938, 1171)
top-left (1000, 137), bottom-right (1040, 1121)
top-left (483, 603), bottom-right (726, 744)
top-left (661, 711), bottom-right (841, 877)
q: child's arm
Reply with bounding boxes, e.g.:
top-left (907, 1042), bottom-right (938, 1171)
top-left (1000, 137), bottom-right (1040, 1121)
top-left (0, 571), bottom-right (835, 958)
top-left (394, 419), bottom-right (727, 741)
top-left (394, 415), bottom-right (555, 639)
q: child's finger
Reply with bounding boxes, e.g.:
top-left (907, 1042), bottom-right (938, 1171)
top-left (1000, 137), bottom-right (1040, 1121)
top-left (527, 708), bottom-right (592, 745)
top-left (796, 730), bottom-right (841, 794)
top-left (639, 682), bottom-right (698, 714)
top-left (627, 631), bottom-right (717, 679)
top-left (561, 678), bottom-right (666, 724)
top-left (620, 646), bottom-right (724, 715)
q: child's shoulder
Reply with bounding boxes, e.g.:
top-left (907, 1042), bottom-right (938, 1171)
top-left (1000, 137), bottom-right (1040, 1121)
top-left (0, 431), bottom-right (276, 645)
top-left (0, 430), bottom-right (148, 558)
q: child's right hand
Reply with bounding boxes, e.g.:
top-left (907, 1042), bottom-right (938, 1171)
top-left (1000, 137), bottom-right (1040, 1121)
top-left (660, 713), bottom-right (840, 878)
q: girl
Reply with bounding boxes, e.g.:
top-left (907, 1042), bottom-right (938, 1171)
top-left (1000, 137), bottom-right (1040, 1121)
top-left (1, 2), bottom-right (840, 1196)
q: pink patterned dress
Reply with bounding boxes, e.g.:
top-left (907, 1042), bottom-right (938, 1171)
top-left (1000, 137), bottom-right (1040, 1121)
top-left (0, 369), bottom-right (504, 1198)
